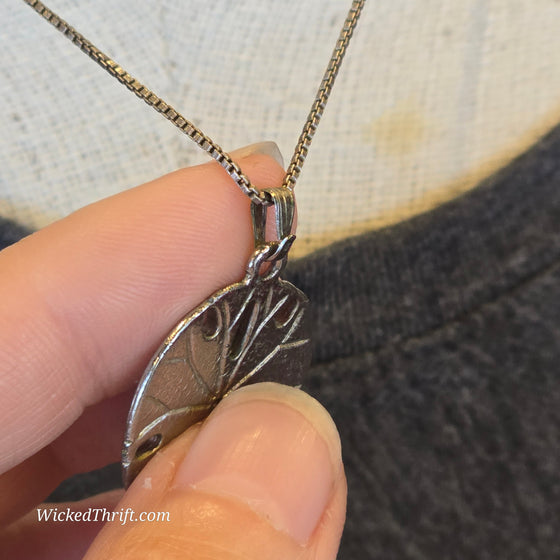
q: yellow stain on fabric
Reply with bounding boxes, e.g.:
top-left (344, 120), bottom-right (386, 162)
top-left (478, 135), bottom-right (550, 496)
top-left (363, 99), bottom-right (431, 156)
top-left (294, 101), bottom-right (560, 258)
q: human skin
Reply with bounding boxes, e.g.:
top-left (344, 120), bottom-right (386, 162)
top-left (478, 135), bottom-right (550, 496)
top-left (0, 146), bottom-right (346, 559)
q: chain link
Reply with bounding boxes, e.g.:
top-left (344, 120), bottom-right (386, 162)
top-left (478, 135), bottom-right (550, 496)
top-left (283, 1), bottom-right (365, 190)
top-left (22, 0), bottom-right (365, 203)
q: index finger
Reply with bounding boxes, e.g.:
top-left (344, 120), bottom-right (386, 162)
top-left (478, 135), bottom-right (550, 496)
top-left (0, 150), bottom-right (284, 475)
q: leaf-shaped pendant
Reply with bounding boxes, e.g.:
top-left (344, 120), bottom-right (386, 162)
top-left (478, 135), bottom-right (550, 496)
top-left (122, 253), bottom-right (310, 486)
top-left (122, 186), bottom-right (308, 486)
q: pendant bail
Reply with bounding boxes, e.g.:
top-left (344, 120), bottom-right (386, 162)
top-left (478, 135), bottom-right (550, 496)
top-left (250, 187), bottom-right (296, 264)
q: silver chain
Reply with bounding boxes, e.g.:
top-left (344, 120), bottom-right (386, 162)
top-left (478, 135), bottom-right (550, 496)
top-left (22, 0), bottom-right (365, 205)
top-left (282, 2), bottom-right (365, 190)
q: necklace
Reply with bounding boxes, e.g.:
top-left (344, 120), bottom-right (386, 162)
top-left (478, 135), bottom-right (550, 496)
top-left (22, 0), bottom-right (366, 487)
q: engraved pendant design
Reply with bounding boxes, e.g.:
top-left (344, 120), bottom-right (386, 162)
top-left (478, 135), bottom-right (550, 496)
top-left (122, 257), bottom-right (310, 486)
top-left (122, 186), bottom-right (307, 486)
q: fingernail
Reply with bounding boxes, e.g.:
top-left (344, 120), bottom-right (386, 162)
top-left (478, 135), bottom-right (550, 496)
top-left (230, 141), bottom-right (284, 167)
top-left (173, 383), bottom-right (342, 544)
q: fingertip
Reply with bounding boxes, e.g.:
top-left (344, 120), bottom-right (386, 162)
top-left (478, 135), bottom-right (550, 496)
top-left (0, 149), bottom-right (287, 474)
top-left (213, 382), bottom-right (343, 477)
top-left (86, 384), bottom-right (346, 559)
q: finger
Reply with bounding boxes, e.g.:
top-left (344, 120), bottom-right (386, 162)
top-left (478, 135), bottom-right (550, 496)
top-left (0, 490), bottom-right (124, 560)
top-left (85, 383), bottom-right (347, 560)
top-left (0, 390), bottom-right (131, 527)
top-left (0, 143), bottom-right (284, 478)
top-left (0, 144), bottom-right (287, 527)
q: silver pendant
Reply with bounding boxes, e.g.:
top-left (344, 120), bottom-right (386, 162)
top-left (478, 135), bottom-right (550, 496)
top-left (122, 187), bottom-right (310, 487)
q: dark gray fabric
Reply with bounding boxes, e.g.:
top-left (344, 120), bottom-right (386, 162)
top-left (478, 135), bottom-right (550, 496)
top-left (286, 124), bottom-right (560, 559)
top-left (3, 123), bottom-right (560, 558)
top-left (0, 217), bottom-right (30, 250)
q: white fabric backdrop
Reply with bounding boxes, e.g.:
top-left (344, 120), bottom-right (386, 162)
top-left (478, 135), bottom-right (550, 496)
top-left (2, 0), bottom-right (560, 257)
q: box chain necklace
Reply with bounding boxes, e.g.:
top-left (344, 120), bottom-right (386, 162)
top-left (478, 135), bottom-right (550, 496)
top-left (22, 0), bottom-right (366, 486)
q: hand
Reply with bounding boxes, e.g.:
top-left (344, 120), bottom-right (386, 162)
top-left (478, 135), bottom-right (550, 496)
top-left (0, 144), bottom-right (346, 559)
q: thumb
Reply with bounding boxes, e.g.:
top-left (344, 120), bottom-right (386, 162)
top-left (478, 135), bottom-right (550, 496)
top-left (84, 383), bottom-right (346, 560)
